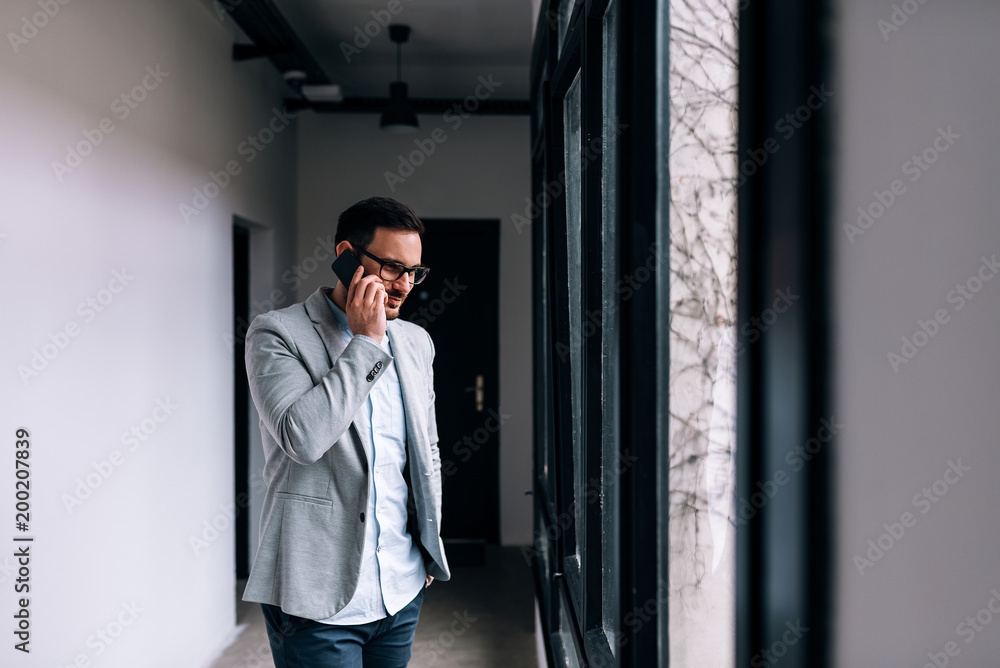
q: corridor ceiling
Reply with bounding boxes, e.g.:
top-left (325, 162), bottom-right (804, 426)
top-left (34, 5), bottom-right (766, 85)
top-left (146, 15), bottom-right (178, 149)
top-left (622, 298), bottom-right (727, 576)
top-left (232, 0), bottom-right (536, 100)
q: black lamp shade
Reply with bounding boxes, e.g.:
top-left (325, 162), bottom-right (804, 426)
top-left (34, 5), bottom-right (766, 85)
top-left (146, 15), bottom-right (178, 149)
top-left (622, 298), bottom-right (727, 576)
top-left (380, 82), bottom-right (419, 133)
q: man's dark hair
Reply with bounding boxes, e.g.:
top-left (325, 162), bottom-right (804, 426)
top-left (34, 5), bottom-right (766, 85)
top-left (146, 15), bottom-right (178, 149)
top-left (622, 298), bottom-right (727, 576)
top-left (335, 197), bottom-right (424, 249)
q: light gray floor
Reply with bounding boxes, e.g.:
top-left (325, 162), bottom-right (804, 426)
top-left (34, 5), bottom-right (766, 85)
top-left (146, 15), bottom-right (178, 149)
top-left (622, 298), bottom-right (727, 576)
top-left (208, 545), bottom-right (537, 668)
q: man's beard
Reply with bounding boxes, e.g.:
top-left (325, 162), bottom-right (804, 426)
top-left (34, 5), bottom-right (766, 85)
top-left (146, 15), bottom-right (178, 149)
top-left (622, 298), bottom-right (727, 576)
top-left (385, 292), bottom-right (405, 319)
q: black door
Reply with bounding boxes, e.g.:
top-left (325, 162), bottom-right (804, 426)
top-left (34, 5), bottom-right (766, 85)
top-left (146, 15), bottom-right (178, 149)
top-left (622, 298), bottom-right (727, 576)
top-left (233, 223), bottom-right (250, 579)
top-left (399, 219), bottom-right (500, 559)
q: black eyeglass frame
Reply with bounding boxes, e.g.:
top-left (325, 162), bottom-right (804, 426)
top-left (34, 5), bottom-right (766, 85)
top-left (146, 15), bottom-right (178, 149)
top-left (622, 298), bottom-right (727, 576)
top-left (355, 247), bottom-right (430, 284)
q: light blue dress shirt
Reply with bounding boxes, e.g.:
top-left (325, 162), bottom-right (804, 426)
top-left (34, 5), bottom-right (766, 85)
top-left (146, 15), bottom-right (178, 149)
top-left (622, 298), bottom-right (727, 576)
top-left (317, 291), bottom-right (427, 625)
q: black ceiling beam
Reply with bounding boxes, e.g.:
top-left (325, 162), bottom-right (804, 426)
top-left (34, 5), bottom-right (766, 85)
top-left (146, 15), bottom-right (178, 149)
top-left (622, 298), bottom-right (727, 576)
top-left (231, 43), bottom-right (293, 61)
top-left (285, 97), bottom-right (531, 115)
top-left (218, 0), bottom-right (331, 84)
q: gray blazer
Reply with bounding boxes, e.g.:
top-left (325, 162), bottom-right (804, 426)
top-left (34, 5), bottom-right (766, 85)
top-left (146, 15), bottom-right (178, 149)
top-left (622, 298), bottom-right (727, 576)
top-left (241, 286), bottom-right (450, 620)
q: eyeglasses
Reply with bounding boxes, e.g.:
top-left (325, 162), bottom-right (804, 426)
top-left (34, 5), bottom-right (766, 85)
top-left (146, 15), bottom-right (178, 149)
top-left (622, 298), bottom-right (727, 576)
top-left (356, 247), bottom-right (430, 284)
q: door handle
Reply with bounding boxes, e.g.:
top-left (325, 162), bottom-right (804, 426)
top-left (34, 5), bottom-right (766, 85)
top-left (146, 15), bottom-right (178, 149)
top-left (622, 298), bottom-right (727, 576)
top-left (465, 375), bottom-right (485, 412)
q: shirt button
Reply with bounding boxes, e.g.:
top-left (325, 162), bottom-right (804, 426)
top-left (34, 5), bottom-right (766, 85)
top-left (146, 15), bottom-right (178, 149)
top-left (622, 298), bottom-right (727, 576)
top-left (377, 545), bottom-right (382, 552)
top-left (360, 512), bottom-right (365, 522)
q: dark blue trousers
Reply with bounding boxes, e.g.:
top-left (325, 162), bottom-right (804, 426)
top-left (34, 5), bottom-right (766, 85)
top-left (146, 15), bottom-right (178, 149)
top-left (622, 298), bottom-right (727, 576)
top-left (261, 585), bottom-right (425, 668)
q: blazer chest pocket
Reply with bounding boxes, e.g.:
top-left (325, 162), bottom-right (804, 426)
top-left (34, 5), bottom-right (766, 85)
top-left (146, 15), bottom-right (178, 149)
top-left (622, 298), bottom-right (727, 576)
top-left (275, 491), bottom-right (333, 507)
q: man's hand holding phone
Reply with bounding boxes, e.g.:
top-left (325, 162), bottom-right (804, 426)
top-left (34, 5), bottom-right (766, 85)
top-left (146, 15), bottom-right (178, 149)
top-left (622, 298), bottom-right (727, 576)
top-left (346, 264), bottom-right (387, 344)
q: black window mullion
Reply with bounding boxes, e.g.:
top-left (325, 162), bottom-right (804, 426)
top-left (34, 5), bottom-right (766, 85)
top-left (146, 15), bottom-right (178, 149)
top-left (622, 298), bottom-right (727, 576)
top-left (618, 0), bottom-right (661, 666)
top-left (580, 5), bottom-right (614, 667)
top-left (736, 0), bottom-right (831, 665)
top-left (546, 55), bottom-right (585, 629)
top-left (546, 1), bottom-right (589, 660)
top-left (544, 102), bottom-right (581, 659)
top-left (532, 2), bottom-right (588, 667)
top-left (549, 2), bottom-right (588, 643)
top-left (531, 106), bottom-right (553, 516)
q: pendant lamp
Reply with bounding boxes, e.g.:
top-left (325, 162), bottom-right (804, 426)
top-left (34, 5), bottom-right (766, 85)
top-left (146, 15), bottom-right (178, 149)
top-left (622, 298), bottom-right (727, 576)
top-left (380, 25), bottom-right (418, 133)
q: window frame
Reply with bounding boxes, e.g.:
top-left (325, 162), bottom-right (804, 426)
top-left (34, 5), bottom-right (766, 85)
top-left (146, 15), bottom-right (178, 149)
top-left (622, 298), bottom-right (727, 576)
top-left (734, 0), bottom-right (832, 666)
top-left (531, 0), bottom-right (833, 665)
top-left (531, 0), bottom-right (658, 666)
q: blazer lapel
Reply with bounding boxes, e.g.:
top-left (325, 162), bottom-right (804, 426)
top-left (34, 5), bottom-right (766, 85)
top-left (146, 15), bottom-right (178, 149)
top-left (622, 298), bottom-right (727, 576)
top-left (304, 287), bottom-right (348, 367)
top-left (304, 286), bottom-right (372, 463)
top-left (387, 323), bottom-right (430, 473)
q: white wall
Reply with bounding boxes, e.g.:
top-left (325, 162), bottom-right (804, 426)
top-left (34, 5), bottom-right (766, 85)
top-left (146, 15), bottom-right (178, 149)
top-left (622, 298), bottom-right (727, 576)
top-left (296, 112), bottom-right (533, 546)
top-left (0, 0), bottom-right (297, 665)
top-left (832, 1), bottom-right (1000, 665)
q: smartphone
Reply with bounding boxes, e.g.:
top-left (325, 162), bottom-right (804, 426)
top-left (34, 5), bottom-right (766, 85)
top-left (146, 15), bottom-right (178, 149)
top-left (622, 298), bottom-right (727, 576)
top-left (331, 249), bottom-right (363, 287)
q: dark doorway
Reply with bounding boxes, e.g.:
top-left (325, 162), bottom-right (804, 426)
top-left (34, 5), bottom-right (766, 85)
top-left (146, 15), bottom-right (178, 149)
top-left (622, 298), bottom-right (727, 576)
top-left (233, 224), bottom-right (251, 579)
top-left (399, 219), bottom-right (500, 563)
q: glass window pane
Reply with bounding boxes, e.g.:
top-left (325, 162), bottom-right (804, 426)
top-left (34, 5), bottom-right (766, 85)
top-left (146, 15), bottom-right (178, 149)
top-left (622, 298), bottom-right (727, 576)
top-left (600, 0), bottom-right (621, 655)
top-left (541, 167), bottom-right (551, 491)
top-left (558, 600), bottom-right (582, 668)
top-left (557, 0), bottom-right (585, 55)
top-left (535, 73), bottom-right (546, 139)
top-left (556, 0), bottom-right (575, 56)
top-left (563, 71), bottom-right (584, 566)
top-left (661, 0), bottom-right (739, 665)
top-left (538, 507), bottom-right (551, 577)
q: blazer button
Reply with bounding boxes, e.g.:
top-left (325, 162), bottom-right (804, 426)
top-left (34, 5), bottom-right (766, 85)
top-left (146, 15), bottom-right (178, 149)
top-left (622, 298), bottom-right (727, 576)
top-left (360, 512), bottom-right (365, 522)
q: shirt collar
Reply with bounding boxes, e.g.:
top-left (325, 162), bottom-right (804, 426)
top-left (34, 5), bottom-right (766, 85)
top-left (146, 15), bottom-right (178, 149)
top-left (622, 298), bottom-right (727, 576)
top-left (323, 289), bottom-right (351, 332)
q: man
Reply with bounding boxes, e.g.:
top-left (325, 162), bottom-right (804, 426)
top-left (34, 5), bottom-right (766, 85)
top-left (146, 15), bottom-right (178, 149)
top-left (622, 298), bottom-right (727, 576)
top-left (241, 197), bottom-right (450, 667)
